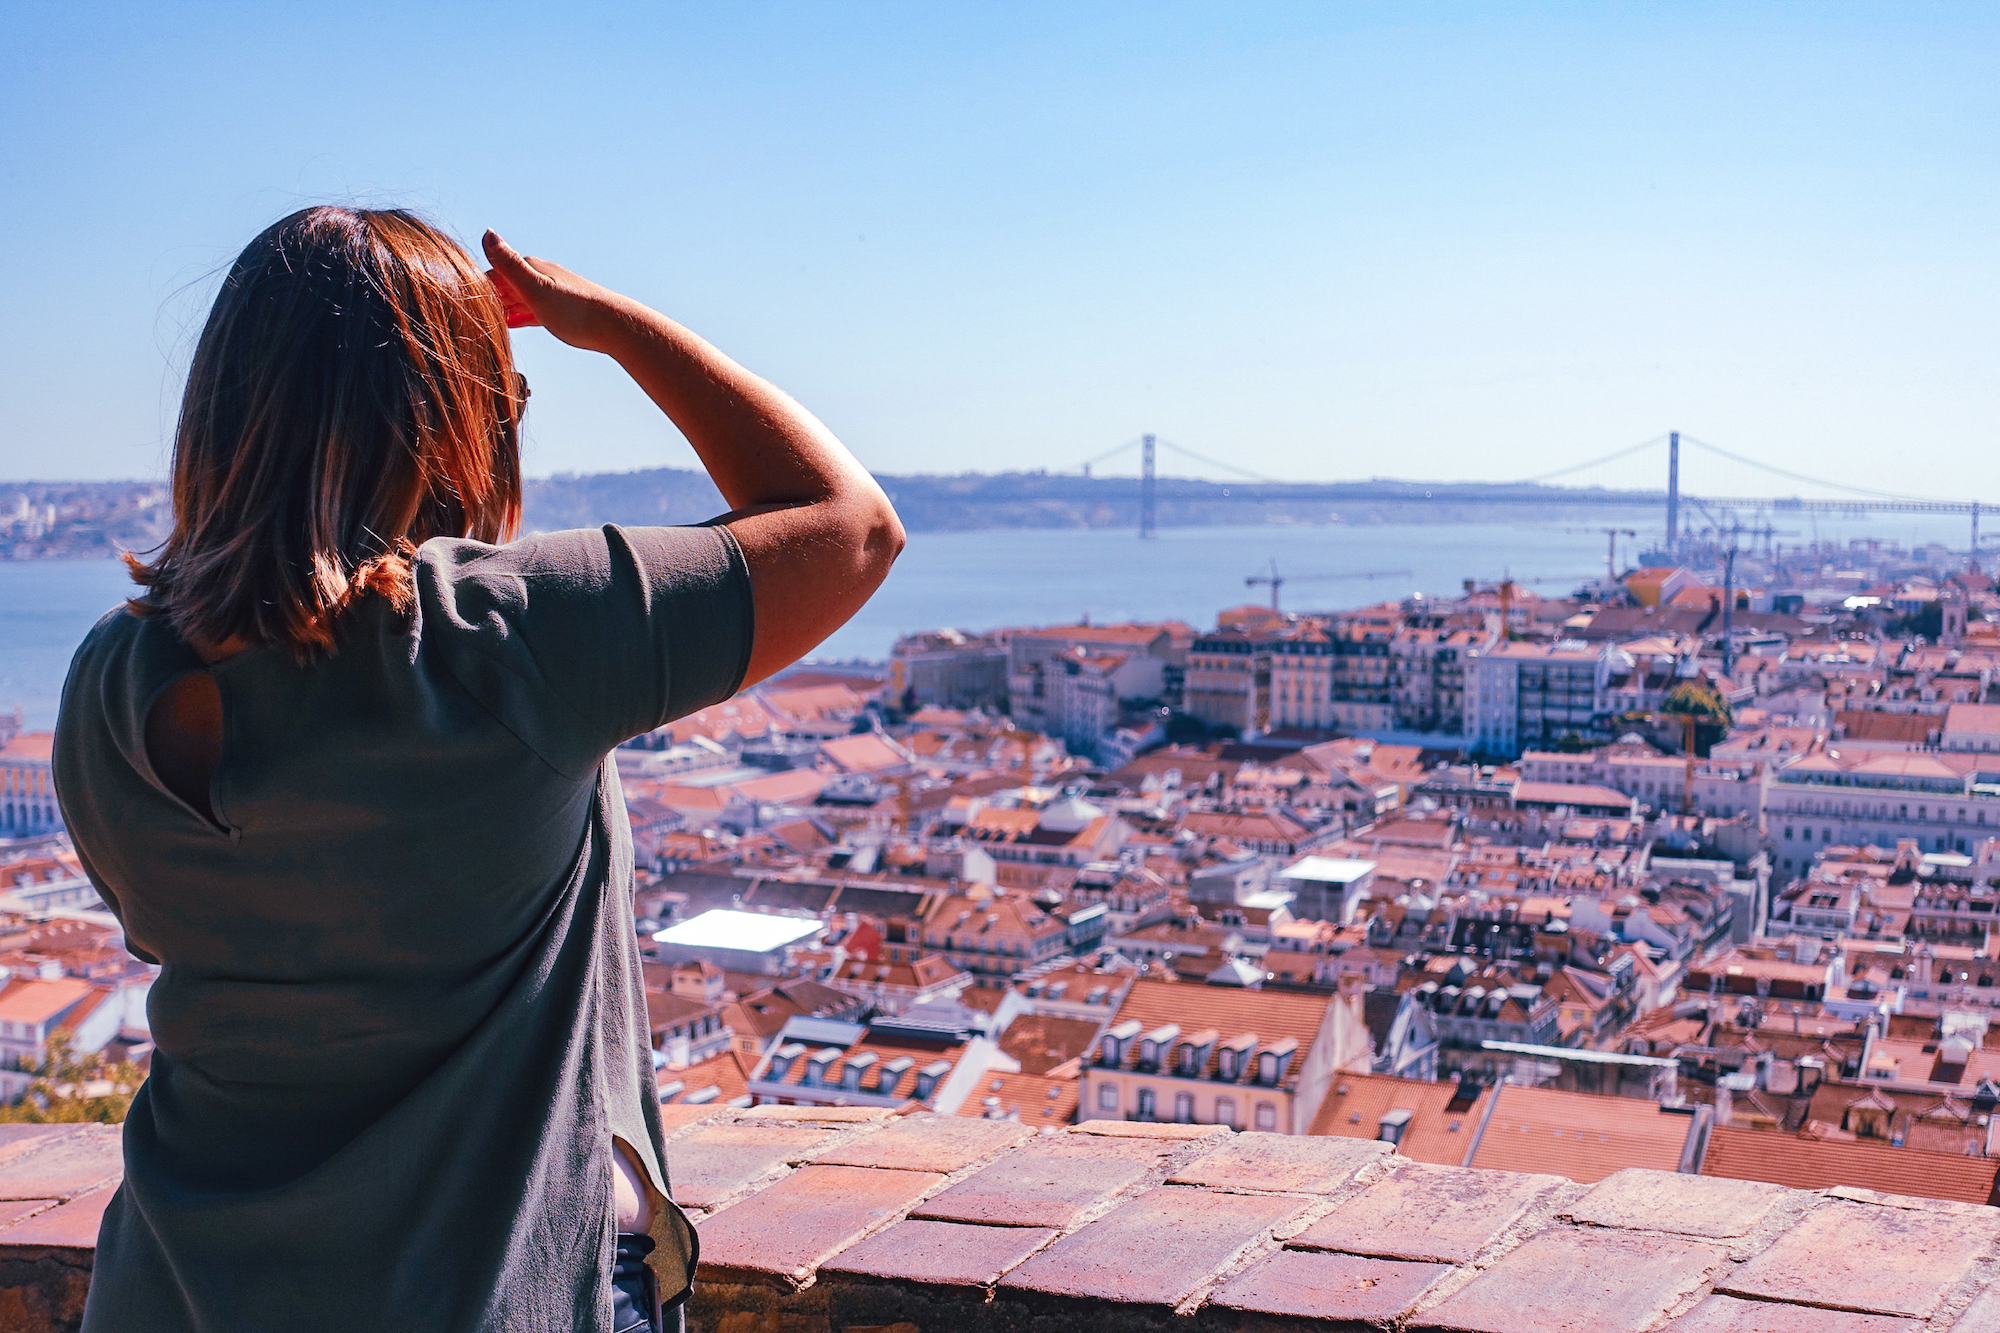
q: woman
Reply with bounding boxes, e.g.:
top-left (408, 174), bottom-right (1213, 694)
top-left (53, 206), bottom-right (903, 1332)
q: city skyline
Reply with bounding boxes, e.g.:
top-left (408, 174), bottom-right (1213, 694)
top-left (4, 3), bottom-right (1997, 494)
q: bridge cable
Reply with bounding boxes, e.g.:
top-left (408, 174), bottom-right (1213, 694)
top-left (1155, 439), bottom-right (1280, 483)
top-left (1069, 437), bottom-right (1144, 472)
top-left (1679, 435), bottom-right (1945, 505)
top-left (1513, 435), bottom-right (1667, 486)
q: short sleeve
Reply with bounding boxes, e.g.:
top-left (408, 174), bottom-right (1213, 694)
top-left (416, 523), bottom-right (755, 778)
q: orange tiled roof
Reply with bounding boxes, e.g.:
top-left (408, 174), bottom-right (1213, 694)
top-left (1307, 1072), bottom-right (1486, 1166)
top-left (0, 977), bottom-right (95, 1026)
top-left (1468, 1084), bottom-right (1694, 1183)
top-left (1101, 978), bottom-right (1332, 1086)
top-left (1701, 1124), bottom-right (2000, 1206)
top-left (957, 1069), bottom-right (1079, 1125)
top-left (660, 1048), bottom-right (753, 1106)
top-left (0, 734), bottom-right (53, 762)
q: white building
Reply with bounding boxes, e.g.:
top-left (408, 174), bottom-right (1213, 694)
top-left (1464, 642), bottom-right (1613, 759)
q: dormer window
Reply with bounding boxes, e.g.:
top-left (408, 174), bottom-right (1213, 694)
top-left (1137, 1023), bottom-right (1181, 1073)
top-left (1099, 1019), bottom-right (1141, 1067)
top-left (767, 1042), bottom-right (807, 1082)
top-left (874, 1055), bottom-right (914, 1095)
top-left (1217, 1034), bottom-right (1258, 1082)
top-left (1176, 1029), bottom-right (1219, 1078)
top-left (913, 1059), bottom-right (953, 1101)
top-left (842, 1051), bottom-right (878, 1091)
top-left (805, 1048), bottom-right (841, 1087)
top-left (1256, 1038), bottom-right (1299, 1085)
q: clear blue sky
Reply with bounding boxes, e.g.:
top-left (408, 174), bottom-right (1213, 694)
top-left (4, 2), bottom-right (1995, 497)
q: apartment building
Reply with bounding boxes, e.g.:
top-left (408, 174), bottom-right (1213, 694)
top-left (1267, 633), bottom-right (1336, 731)
top-left (1463, 641), bottom-right (1614, 759)
top-left (889, 629), bottom-right (1010, 711)
top-left (920, 891), bottom-right (1071, 978)
top-left (1765, 749), bottom-right (2000, 878)
top-left (1007, 624), bottom-right (1172, 737)
top-left (1078, 976), bottom-right (1372, 1134)
top-left (0, 734), bottom-right (58, 839)
top-left (1184, 629), bottom-right (1265, 734)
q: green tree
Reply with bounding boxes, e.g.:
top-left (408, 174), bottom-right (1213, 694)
top-left (0, 1036), bottom-right (143, 1124)
top-left (1661, 680), bottom-right (1733, 758)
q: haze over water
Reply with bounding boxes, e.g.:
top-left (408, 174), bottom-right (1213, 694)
top-left (4, 507), bottom-right (1979, 731)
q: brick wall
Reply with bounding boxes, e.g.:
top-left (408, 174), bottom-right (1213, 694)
top-left (5, 1110), bottom-right (2000, 1331)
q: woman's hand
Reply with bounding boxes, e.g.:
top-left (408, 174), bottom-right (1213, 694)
top-left (484, 228), bottom-right (904, 686)
top-left (481, 231), bottom-right (637, 356)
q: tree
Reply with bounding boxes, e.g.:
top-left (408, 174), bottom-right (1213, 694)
top-left (1661, 680), bottom-right (1733, 759)
top-left (0, 1036), bottom-right (144, 1124)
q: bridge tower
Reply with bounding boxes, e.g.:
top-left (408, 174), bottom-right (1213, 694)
top-left (1666, 430), bottom-right (1680, 558)
top-left (1140, 434), bottom-right (1157, 539)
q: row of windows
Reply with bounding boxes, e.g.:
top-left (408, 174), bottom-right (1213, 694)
top-left (1093, 1080), bottom-right (1279, 1130)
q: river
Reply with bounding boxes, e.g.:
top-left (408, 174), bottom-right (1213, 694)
top-left (0, 508), bottom-right (1975, 731)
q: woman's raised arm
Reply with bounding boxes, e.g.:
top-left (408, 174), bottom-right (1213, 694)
top-left (483, 231), bottom-right (905, 688)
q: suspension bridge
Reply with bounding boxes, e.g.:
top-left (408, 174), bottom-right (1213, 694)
top-left (1069, 431), bottom-right (1991, 552)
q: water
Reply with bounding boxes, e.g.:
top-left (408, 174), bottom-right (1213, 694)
top-left (1, 509), bottom-right (1980, 730)
top-left (0, 559), bottom-right (135, 731)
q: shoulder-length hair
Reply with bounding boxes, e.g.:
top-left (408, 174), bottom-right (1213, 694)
top-left (129, 206), bottom-right (523, 659)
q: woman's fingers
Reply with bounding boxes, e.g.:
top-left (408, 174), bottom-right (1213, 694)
top-left (482, 232), bottom-right (543, 328)
top-left (478, 231), bottom-right (632, 353)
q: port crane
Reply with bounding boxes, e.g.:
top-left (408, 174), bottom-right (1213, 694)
top-left (1245, 561), bottom-right (1413, 613)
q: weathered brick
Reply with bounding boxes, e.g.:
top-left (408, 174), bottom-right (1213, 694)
top-left (0, 1201), bottom-right (56, 1230)
top-left (0, 1131), bottom-right (121, 1202)
top-left (1718, 1201), bottom-right (1999, 1319)
top-left (658, 1103), bottom-right (729, 1135)
top-left (816, 1115), bottom-right (1033, 1174)
top-left (669, 1125), bottom-right (835, 1209)
top-left (1068, 1120), bottom-right (1230, 1140)
top-left (1415, 1228), bottom-right (1725, 1333)
top-left (820, 1219), bottom-right (1056, 1288)
top-left (737, 1106), bottom-right (894, 1123)
top-left (1954, 1285), bottom-right (2000, 1332)
top-left (1566, 1169), bottom-right (1787, 1239)
top-left (912, 1134), bottom-right (1169, 1228)
top-left (1168, 1131), bottom-right (1386, 1194)
top-left (0, 1185), bottom-right (116, 1249)
top-left (1000, 1185), bottom-right (1305, 1308)
top-left (696, 1164), bottom-right (944, 1288)
top-left (0, 1127), bottom-right (84, 1170)
top-left (1291, 1161), bottom-right (1560, 1264)
top-left (1209, 1249), bottom-right (1447, 1323)
top-left (1960, 1280), bottom-right (2000, 1320)
top-left (1669, 1293), bottom-right (1922, 1332)
top-left (0, 1255), bottom-right (91, 1333)
top-left (707, 1316), bottom-right (831, 1333)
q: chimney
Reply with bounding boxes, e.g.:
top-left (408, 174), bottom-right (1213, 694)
top-left (1377, 1108), bottom-right (1413, 1147)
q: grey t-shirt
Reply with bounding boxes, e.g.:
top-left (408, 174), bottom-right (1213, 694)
top-left (54, 523), bottom-right (753, 1332)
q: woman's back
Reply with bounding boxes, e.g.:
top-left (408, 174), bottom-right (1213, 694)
top-left (59, 523), bottom-right (751, 1329)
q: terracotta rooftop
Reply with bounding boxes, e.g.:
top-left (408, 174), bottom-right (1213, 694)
top-left (1095, 978), bottom-right (1333, 1088)
top-left (20, 1114), bottom-right (2000, 1332)
top-left (957, 1070), bottom-right (1080, 1125)
top-left (1701, 1123), bottom-right (2000, 1206)
top-left (1467, 1083), bottom-right (1700, 1183)
top-left (1307, 1071), bottom-right (1487, 1165)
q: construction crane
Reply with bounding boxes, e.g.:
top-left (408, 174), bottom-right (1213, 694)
top-left (1245, 561), bottom-right (1413, 612)
top-left (1602, 528), bottom-right (1636, 585)
top-left (1460, 573), bottom-right (1599, 641)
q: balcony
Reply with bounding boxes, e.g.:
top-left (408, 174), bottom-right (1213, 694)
top-left (2, 1112), bottom-right (1996, 1331)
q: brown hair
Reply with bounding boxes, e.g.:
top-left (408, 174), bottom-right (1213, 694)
top-left (129, 206), bottom-right (524, 659)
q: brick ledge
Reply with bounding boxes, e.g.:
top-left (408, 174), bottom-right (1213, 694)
top-left (2, 1114), bottom-right (1997, 1332)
